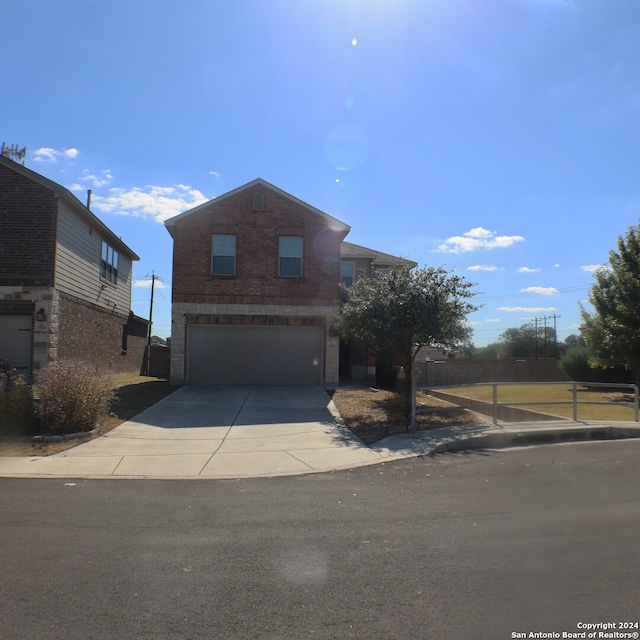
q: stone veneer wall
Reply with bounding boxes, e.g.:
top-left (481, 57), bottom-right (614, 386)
top-left (171, 302), bottom-right (340, 385)
top-left (0, 285), bottom-right (55, 373)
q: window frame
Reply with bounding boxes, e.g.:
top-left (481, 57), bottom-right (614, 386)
top-left (100, 240), bottom-right (119, 285)
top-left (211, 234), bottom-right (237, 276)
top-left (278, 236), bottom-right (303, 278)
top-left (252, 192), bottom-right (264, 211)
top-left (340, 261), bottom-right (355, 287)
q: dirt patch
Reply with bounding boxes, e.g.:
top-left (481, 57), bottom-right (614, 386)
top-left (331, 387), bottom-right (482, 445)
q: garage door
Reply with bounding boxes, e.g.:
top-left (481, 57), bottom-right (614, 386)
top-left (0, 315), bottom-right (32, 376)
top-left (187, 325), bottom-right (324, 385)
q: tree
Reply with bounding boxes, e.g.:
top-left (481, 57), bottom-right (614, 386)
top-left (331, 263), bottom-right (479, 430)
top-left (498, 322), bottom-right (556, 358)
top-left (581, 222), bottom-right (640, 387)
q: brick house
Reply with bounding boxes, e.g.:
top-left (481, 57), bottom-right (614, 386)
top-left (0, 155), bottom-right (148, 378)
top-left (165, 178), bottom-right (407, 386)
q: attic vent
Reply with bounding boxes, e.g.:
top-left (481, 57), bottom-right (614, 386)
top-left (253, 192), bottom-right (264, 211)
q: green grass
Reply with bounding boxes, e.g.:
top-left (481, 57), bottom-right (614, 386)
top-left (438, 383), bottom-right (637, 422)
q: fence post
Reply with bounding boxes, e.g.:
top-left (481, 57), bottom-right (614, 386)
top-left (635, 385), bottom-right (639, 423)
top-left (572, 382), bottom-right (578, 421)
top-left (492, 384), bottom-right (498, 426)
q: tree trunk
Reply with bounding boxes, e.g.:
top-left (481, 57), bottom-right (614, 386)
top-left (400, 356), bottom-right (412, 430)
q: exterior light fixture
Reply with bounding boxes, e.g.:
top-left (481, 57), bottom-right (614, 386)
top-left (36, 308), bottom-right (46, 322)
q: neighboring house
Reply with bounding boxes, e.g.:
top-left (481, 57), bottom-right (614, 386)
top-left (0, 155), bottom-right (148, 378)
top-left (165, 178), bottom-right (409, 386)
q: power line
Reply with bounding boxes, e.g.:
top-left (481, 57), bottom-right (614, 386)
top-left (476, 284), bottom-right (591, 303)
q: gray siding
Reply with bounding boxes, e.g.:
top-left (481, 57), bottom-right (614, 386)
top-left (54, 199), bottom-right (132, 314)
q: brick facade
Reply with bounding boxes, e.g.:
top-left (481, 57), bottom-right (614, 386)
top-left (0, 163), bottom-right (57, 287)
top-left (171, 185), bottom-right (345, 307)
top-left (57, 292), bottom-right (147, 375)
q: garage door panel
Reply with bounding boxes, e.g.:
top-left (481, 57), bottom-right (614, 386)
top-left (187, 326), bottom-right (324, 386)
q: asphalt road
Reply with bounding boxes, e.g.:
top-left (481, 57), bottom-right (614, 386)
top-left (2, 440), bottom-right (640, 640)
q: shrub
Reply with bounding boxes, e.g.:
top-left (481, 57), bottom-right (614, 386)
top-left (0, 374), bottom-right (35, 436)
top-left (34, 361), bottom-right (115, 433)
top-left (559, 345), bottom-right (633, 384)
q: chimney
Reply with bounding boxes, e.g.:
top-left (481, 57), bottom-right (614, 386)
top-left (86, 189), bottom-right (92, 210)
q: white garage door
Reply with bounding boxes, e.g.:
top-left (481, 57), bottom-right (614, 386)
top-left (187, 325), bottom-right (324, 386)
top-left (0, 315), bottom-right (32, 376)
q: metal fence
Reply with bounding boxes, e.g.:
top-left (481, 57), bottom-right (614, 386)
top-left (424, 381), bottom-right (639, 426)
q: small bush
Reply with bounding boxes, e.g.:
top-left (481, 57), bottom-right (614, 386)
top-left (35, 361), bottom-right (115, 433)
top-left (0, 374), bottom-right (35, 436)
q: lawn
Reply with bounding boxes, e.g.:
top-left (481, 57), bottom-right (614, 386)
top-left (439, 383), bottom-right (638, 422)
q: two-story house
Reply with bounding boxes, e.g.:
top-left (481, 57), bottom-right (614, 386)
top-left (0, 155), bottom-right (148, 378)
top-left (165, 178), bottom-right (409, 386)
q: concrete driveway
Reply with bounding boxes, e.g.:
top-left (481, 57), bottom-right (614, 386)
top-left (0, 386), bottom-right (384, 479)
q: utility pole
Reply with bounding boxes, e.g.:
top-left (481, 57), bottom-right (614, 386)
top-left (552, 313), bottom-right (560, 358)
top-left (144, 271), bottom-right (157, 376)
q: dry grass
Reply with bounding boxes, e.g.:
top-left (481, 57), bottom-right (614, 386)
top-left (444, 383), bottom-right (637, 422)
top-left (331, 388), bottom-right (482, 445)
top-left (0, 376), bottom-right (177, 457)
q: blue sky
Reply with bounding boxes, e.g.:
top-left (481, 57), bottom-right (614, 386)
top-left (3, 0), bottom-right (640, 345)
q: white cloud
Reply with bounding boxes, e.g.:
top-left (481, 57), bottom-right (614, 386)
top-left (498, 306), bottom-right (557, 313)
top-left (80, 168), bottom-right (113, 188)
top-left (486, 318), bottom-right (502, 323)
top-left (520, 286), bottom-right (559, 296)
top-left (92, 184), bottom-right (209, 223)
top-left (208, 170), bottom-right (221, 177)
top-left (134, 279), bottom-right (167, 289)
top-left (438, 227), bottom-right (524, 253)
top-left (32, 146), bottom-right (79, 162)
top-left (581, 264), bottom-right (607, 273)
top-left (32, 147), bottom-right (58, 162)
top-left (517, 266), bottom-right (541, 273)
top-left (468, 265), bottom-right (501, 272)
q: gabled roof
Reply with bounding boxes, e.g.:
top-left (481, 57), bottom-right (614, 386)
top-left (0, 155), bottom-right (139, 260)
top-left (164, 178), bottom-right (351, 236)
top-left (340, 241), bottom-right (417, 267)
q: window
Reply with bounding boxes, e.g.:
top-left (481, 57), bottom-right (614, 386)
top-left (121, 324), bottom-right (128, 352)
top-left (212, 234), bottom-right (236, 275)
top-left (340, 262), bottom-right (354, 287)
top-left (279, 236), bottom-right (303, 277)
top-left (101, 241), bottom-right (118, 284)
top-left (253, 192), bottom-right (264, 211)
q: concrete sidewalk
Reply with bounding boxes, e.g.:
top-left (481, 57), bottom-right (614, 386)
top-left (1, 385), bottom-right (639, 480)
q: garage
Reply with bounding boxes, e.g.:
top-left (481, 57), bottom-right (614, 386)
top-left (187, 325), bottom-right (325, 385)
top-left (0, 315), bottom-right (32, 376)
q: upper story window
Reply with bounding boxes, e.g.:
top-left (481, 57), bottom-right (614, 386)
top-left (101, 240), bottom-right (118, 284)
top-left (212, 234), bottom-right (236, 276)
top-left (279, 236), bottom-right (303, 277)
top-left (253, 192), bottom-right (264, 211)
top-left (340, 262), bottom-right (354, 287)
